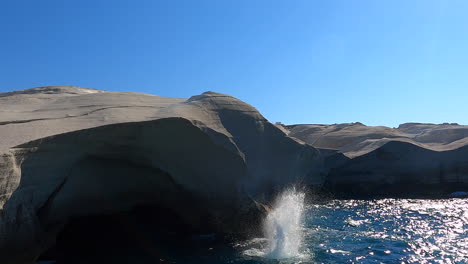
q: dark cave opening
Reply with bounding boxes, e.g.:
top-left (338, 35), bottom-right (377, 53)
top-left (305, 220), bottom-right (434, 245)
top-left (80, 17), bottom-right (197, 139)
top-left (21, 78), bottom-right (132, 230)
top-left (38, 205), bottom-right (196, 264)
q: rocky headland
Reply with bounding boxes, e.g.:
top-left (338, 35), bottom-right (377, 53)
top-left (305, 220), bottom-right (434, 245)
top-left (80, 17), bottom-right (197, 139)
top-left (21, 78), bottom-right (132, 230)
top-left (0, 86), bottom-right (466, 263)
top-left (0, 86), bottom-right (322, 263)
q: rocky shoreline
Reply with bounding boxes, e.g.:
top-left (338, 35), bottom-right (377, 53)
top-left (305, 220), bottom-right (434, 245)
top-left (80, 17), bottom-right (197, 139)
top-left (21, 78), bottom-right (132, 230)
top-left (0, 86), bottom-right (467, 263)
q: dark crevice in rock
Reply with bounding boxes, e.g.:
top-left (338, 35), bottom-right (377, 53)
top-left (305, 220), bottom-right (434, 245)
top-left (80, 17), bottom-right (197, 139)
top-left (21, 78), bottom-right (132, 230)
top-left (0, 106), bottom-right (158, 126)
top-left (32, 105), bottom-right (159, 112)
top-left (0, 118), bottom-right (56, 126)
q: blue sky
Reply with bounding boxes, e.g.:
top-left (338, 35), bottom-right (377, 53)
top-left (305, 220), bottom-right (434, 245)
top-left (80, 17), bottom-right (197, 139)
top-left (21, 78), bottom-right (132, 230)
top-left (1, 0), bottom-right (468, 127)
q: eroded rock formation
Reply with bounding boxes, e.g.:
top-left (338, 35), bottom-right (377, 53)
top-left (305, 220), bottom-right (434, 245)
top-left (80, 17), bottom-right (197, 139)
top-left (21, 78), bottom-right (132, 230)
top-left (0, 86), bottom-right (323, 263)
top-left (285, 122), bottom-right (468, 196)
top-left (2, 86), bottom-right (467, 262)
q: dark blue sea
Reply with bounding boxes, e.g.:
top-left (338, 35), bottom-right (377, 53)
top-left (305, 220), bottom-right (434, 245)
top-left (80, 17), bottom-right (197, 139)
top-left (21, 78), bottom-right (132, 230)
top-left (298, 198), bottom-right (468, 264)
top-left (37, 197), bottom-right (468, 264)
top-left (168, 197), bottom-right (467, 264)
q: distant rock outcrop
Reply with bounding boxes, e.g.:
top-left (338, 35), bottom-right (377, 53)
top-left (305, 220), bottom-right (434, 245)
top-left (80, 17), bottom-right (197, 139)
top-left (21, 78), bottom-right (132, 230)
top-left (0, 86), bottom-right (323, 263)
top-left (286, 122), bottom-right (468, 157)
top-left (285, 122), bottom-right (468, 196)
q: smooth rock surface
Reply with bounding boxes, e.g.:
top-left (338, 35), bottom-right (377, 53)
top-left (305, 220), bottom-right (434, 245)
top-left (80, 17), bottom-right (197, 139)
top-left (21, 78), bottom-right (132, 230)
top-left (0, 86), bottom-right (323, 263)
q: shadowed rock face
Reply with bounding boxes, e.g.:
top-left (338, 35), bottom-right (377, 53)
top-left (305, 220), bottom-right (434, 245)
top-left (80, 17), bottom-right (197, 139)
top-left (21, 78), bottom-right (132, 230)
top-left (0, 87), bottom-right (323, 263)
top-left (324, 141), bottom-right (468, 197)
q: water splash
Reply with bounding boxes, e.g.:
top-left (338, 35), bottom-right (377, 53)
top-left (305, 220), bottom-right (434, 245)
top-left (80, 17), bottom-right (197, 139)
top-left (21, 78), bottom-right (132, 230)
top-left (263, 187), bottom-right (306, 259)
top-left (241, 188), bottom-right (307, 260)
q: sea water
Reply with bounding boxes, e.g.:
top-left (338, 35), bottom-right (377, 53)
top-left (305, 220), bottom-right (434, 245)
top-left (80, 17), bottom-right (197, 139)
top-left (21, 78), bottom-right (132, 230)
top-left (38, 192), bottom-right (468, 263)
top-left (174, 193), bottom-right (467, 264)
top-left (237, 196), bottom-right (468, 264)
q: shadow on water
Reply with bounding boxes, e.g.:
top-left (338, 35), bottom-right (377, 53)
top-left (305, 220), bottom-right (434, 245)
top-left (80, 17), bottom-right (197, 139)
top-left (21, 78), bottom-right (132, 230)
top-left (37, 204), bottom-right (241, 264)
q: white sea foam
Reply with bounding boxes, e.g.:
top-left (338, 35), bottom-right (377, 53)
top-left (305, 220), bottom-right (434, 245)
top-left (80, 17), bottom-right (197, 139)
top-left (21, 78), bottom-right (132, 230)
top-left (243, 187), bottom-right (307, 260)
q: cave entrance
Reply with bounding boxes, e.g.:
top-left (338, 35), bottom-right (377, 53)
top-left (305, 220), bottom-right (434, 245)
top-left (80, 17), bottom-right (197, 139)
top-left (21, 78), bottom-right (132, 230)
top-left (38, 205), bottom-right (192, 264)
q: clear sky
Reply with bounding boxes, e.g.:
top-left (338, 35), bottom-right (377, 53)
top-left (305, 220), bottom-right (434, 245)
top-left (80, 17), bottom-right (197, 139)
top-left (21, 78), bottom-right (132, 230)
top-left (2, 0), bottom-right (468, 127)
